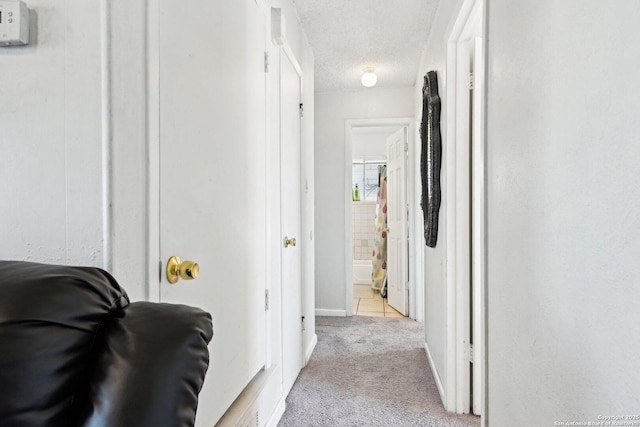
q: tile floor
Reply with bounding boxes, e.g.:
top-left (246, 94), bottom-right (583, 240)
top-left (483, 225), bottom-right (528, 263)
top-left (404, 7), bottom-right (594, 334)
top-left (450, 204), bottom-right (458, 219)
top-left (352, 284), bottom-right (404, 318)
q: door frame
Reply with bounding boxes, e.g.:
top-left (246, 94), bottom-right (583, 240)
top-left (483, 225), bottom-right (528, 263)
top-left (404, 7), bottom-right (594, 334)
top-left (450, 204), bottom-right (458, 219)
top-left (270, 6), bottom-right (304, 369)
top-left (444, 0), bottom-right (486, 419)
top-left (344, 118), bottom-right (422, 321)
top-left (261, 6), bottom-right (308, 424)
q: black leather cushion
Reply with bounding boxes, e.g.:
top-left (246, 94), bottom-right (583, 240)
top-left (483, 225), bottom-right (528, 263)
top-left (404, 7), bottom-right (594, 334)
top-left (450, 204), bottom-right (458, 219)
top-left (79, 302), bottom-right (213, 427)
top-left (0, 260), bottom-right (129, 427)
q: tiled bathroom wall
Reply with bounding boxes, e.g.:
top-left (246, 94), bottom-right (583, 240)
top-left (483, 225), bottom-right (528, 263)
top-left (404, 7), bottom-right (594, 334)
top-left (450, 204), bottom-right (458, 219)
top-left (352, 202), bottom-right (377, 260)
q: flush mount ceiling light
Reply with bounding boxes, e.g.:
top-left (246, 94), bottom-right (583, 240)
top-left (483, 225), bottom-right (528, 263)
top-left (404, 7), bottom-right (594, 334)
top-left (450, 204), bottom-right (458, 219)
top-left (361, 67), bottom-right (377, 87)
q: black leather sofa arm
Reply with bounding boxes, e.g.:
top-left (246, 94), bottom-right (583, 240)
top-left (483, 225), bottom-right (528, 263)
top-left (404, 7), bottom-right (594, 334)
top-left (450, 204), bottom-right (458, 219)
top-left (79, 302), bottom-right (213, 427)
top-left (0, 260), bottom-right (213, 427)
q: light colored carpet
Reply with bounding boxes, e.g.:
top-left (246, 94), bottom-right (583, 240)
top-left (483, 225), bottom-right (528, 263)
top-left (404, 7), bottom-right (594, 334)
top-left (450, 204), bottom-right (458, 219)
top-left (278, 316), bottom-right (480, 427)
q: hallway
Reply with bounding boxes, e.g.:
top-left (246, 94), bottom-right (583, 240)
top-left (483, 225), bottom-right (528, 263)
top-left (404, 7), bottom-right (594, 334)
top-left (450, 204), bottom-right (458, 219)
top-left (278, 316), bottom-right (479, 426)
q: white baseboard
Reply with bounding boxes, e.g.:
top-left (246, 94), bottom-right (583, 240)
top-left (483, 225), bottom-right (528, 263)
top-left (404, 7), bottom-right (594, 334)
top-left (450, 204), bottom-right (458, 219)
top-left (217, 367), bottom-right (273, 427)
top-left (304, 334), bottom-right (317, 365)
top-left (424, 341), bottom-right (446, 409)
top-left (315, 308), bottom-right (347, 317)
top-left (264, 396), bottom-right (286, 427)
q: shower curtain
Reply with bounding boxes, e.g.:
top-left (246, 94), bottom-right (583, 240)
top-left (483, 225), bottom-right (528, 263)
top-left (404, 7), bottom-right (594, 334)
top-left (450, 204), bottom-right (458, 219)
top-left (371, 166), bottom-right (387, 293)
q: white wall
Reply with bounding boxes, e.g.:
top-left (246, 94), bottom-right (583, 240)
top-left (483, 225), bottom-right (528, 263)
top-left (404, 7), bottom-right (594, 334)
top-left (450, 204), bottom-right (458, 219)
top-left (413, 0), bottom-right (464, 405)
top-left (0, 1), bottom-right (104, 268)
top-left (352, 130), bottom-right (393, 160)
top-left (0, 0), bottom-right (155, 301)
top-left (486, 0), bottom-right (640, 424)
top-left (315, 87), bottom-right (414, 312)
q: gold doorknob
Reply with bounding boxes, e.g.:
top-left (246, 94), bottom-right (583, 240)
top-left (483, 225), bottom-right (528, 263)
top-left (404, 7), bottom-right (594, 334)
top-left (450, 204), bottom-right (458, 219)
top-left (284, 236), bottom-right (297, 248)
top-left (166, 256), bottom-right (200, 284)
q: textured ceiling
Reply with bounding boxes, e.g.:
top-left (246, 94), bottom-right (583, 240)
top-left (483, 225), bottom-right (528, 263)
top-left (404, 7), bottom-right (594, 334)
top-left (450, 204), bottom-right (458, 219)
top-left (292, 0), bottom-right (440, 92)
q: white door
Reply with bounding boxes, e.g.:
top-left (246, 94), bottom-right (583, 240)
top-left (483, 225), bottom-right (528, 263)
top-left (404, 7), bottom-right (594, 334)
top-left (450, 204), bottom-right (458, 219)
top-left (157, 1), bottom-right (267, 425)
top-left (471, 36), bottom-right (485, 417)
top-left (280, 52), bottom-right (303, 396)
top-left (386, 128), bottom-right (408, 315)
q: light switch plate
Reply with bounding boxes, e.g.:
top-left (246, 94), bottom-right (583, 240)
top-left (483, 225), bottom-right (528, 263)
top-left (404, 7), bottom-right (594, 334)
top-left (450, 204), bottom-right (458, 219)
top-left (0, 0), bottom-right (29, 46)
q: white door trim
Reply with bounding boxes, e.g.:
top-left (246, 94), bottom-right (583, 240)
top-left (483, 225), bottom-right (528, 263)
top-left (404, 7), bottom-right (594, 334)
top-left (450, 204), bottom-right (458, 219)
top-left (444, 0), bottom-right (486, 417)
top-left (146, 0), bottom-right (161, 303)
top-left (471, 35), bottom-right (486, 418)
top-left (100, 0), bottom-right (113, 273)
top-left (344, 118), bottom-right (420, 320)
top-left (410, 120), bottom-right (424, 322)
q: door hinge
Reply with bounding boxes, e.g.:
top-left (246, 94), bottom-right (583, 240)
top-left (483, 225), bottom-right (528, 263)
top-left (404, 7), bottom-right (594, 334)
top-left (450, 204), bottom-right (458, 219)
top-left (466, 343), bottom-right (475, 363)
top-left (301, 316), bottom-right (305, 331)
top-left (299, 103), bottom-right (304, 117)
top-left (404, 141), bottom-right (409, 153)
top-left (264, 52), bottom-right (269, 73)
top-left (265, 289), bottom-right (270, 311)
top-left (469, 72), bottom-right (474, 90)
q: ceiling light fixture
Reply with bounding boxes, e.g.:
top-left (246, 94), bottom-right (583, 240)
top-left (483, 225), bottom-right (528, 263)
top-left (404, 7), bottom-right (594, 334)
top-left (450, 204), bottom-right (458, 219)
top-left (361, 67), bottom-right (377, 87)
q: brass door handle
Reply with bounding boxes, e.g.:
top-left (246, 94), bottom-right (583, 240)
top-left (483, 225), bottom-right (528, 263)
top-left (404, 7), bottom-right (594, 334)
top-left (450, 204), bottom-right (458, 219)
top-left (284, 236), bottom-right (297, 248)
top-left (166, 256), bottom-right (200, 284)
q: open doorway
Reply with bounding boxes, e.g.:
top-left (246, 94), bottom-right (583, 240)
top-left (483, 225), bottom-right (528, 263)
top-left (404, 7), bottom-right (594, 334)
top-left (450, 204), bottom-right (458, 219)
top-left (344, 118), bottom-right (422, 321)
top-left (350, 125), bottom-right (402, 318)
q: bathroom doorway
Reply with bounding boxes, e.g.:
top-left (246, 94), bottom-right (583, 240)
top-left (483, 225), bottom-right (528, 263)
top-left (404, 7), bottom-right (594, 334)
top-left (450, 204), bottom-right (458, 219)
top-left (344, 118), bottom-right (421, 320)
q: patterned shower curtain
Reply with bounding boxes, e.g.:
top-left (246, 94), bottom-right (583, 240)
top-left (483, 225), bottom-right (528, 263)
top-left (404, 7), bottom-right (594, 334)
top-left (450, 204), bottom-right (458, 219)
top-left (371, 166), bottom-right (387, 292)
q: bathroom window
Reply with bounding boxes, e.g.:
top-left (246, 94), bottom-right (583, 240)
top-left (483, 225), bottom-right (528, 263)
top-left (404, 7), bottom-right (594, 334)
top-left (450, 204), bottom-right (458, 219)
top-left (352, 160), bottom-right (386, 202)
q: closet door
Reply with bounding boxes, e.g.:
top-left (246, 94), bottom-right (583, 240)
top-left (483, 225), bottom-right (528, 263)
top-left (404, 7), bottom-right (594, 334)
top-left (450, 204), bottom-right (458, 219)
top-left (157, 0), bottom-right (268, 424)
top-left (280, 49), bottom-right (303, 397)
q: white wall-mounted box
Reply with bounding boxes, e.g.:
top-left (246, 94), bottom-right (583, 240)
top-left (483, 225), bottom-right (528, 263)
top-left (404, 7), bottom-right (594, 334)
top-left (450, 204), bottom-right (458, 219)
top-left (0, 0), bottom-right (29, 46)
top-left (271, 7), bottom-right (286, 46)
